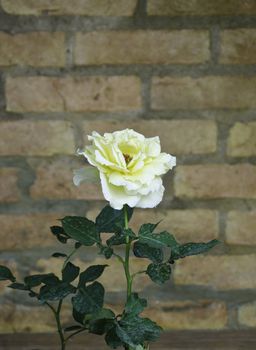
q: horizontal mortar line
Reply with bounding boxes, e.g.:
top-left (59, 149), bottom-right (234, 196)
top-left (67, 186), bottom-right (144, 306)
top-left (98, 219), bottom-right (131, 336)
top-left (3, 64), bottom-right (256, 77)
top-left (0, 111), bottom-right (145, 121)
top-left (1, 15), bottom-right (256, 31)
top-left (1, 111), bottom-right (256, 122)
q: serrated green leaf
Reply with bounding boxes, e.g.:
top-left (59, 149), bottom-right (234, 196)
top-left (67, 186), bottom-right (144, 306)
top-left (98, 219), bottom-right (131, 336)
top-left (125, 293), bottom-right (147, 316)
top-left (61, 216), bottom-right (100, 246)
top-left (171, 239), bottom-right (220, 260)
top-left (62, 262), bottom-right (80, 283)
top-left (24, 273), bottom-right (58, 288)
top-left (138, 223), bottom-right (160, 236)
top-left (89, 308), bottom-right (116, 335)
top-left (0, 265), bottom-right (15, 282)
top-left (105, 325), bottom-right (123, 349)
top-left (133, 241), bottom-right (163, 263)
top-left (72, 281), bottom-right (104, 314)
top-left (96, 205), bottom-right (133, 233)
top-left (52, 252), bottom-right (67, 258)
top-left (39, 281), bottom-right (76, 302)
top-left (107, 229), bottom-right (136, 247)
top-left (117, 314), bottom-right (162, 347)
top-left (146, 263), bottom-right (171, 285)
top-left (8, 282), bottom-right (28, 290)
top-left (78, 265), bottom-right (108, 288)
top-left (139, 229), bottom-right (177, 249)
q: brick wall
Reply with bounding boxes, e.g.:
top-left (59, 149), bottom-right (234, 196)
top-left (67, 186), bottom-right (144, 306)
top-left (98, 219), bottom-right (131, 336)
top-left (0, 0), bottom-right (256, 332)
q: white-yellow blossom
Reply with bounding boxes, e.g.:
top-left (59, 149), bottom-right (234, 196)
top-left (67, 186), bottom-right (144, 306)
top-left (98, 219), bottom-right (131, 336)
top-left (74, 129), bottom-right (176, 210)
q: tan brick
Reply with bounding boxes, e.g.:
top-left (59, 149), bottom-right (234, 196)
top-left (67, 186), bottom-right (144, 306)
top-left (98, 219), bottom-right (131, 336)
top-left (6, 76), bottom-right (141, 113)
top-left (238, 301), bottom-right (256, 327)
top-left (147, 0), bottom-right (256, 16)
top-left (75, 30), bottom-right (209, 65)
top-left (2, 0), bottom-right (137, 16)
top-left (30, 158), bottom-right (103, 200)
top-left (0, 303), bottom-right (70, 332)
top-left (220, 29), bottom-right (256, 64)
top-left (0, 214), bottom-right (63, 251)
top-left (0, 32), bottom-right (65, 67)
top-left (227, 122), bottom-right (256, 157)
top-left (0, 121), bottom-right (75, 156)
top-left (0, 168), bottom-right (20, 202)
top-left (151, 76), bottom-right (256, 110)
top-left (83, 119), bottom-right (217, 155)
top-left (174, 255), bottom-right (256, 290)
top-left (87, 208), bottom-right (218, 242)
top-left (174, 164), bottom-right (256, 199)
top-left (143, 300), bottom-right (227, 330)
top-left (226, 211), bottom-right (256, 246)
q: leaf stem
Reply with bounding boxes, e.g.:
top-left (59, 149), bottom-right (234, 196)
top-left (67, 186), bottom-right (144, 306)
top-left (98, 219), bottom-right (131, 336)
top-left (62, 245), bottom-right (80, 272)
top-left (124, 205), bottom-right (133, 301)
top-left (65, 327), bottom-right (87, 342)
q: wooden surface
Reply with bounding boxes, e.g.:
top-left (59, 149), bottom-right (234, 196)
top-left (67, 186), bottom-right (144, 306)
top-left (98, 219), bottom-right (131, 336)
top-left (0, 330), bottom-right (256, 350)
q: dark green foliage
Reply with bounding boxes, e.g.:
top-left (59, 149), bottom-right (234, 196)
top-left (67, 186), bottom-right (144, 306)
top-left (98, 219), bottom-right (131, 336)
top-left (146, 263), bottom-right (171, 285)
top-left (8, 282), bottom-right (28, 290)
top-left (98, 244), bottom-right (113, 259)
top-left (50, 225), bottom-right (69, 244)
top-left (61, 216), bottom-right (100, 246)
top-left (138, 223), bottom-right (176, 249)
top-left (96, 205), bottom-right (133, 233)
top-left (125, 293), bottom-right (147, 315)
top-left (116, 313), bottom-right (162, 347)
top-left (105, 325), bottom-right (123, 349)
top-left (24, 273), bottom-right (58, 288)
top-left (62, 262), bottom-right (80, 283)
top-left (64, 325), bottom-right (83, 332)
top-left (133, 241), bottom-right (163, 263)
top-left (39, 281), bottom-right (76, 302)
top-left (78, 265), bottom-right (108, 287)
top-left (170, 239), bottom-right (220, 260)
top-left (88, 308), bottom-right (116, 335)
top-left (107, 229), bottom-right (136, 247)
top-left (0, 265), bottom-right (15, 282)
top-left (72, 281), bottom-right (104, 314)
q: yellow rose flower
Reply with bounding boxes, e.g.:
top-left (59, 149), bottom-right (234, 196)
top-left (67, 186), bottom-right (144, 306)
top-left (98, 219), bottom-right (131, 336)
top-left (74, 129), bottom-right (176, 210)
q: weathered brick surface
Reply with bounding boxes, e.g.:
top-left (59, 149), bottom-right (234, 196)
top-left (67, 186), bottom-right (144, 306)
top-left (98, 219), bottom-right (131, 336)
top-left (30, 158), bottom-right (103, 200)
top-left (147, 0), bottom-right (256, 16)
top-left (143, 300), bottom-right (227, 330)
top-left (0, 303), bottom-right (70, 332)
top-left (174, 164), bottom-right (256, 199)
top-left (174, 255), bottom-right (256, 290)
top-left (151, 76), bottom-right (256, 110)
top-left (0, 214), bottom-right (62, 251)
top-left (227, 122), bottom-right (256, 157)
top-left (75, 30), bottom-right (209, 65)
top-left (238, 302), bottom-right (256, 327)
top-left (0, 32), bottom-right (65, 67)
top-left (0, 168), bottom-right (20, 202)
top-left (226, 211), bottom-right (256, 246)
top-left (83, 120), bottom-right (217, 155)
top-left (87, 208), bottom-right (218, 243)
top-left (1, 0), bottom-right (137, 16)
top-left (220, 29), bottom-right (256, 64)
top-left (0, 121), bottom-right (75, 156)
top-left (6, 76), bottom-right (142, 112)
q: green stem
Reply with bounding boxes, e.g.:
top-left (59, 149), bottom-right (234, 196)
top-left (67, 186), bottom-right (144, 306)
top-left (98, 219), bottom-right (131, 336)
top-left (124, 205), bottom-right (133, 301)
top-left (62, 246), bottom-right (80, 272)
top-left (65, 327), bottom-right (87, 342)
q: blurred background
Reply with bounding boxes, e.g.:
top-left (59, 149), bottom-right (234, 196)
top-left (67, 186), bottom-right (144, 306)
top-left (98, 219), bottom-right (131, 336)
top-left (0, 0), bottom-right (256, 333)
